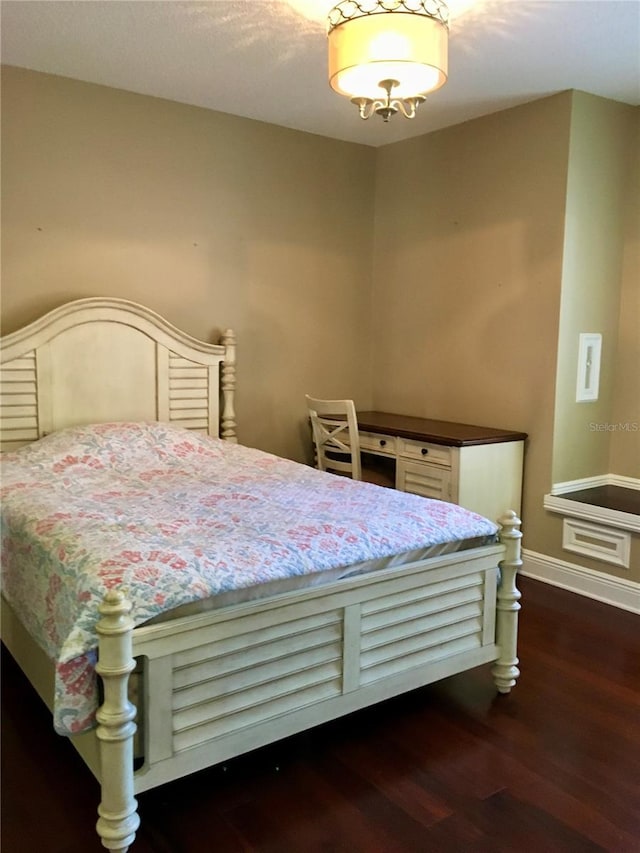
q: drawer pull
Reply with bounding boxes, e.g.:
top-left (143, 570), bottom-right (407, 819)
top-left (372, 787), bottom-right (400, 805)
top-left (421, 448), bottom-right (429, 456)
top-left (379, 439), bottom-right (387, 447)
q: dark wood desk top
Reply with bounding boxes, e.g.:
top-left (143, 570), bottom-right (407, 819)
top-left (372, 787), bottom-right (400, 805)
top-left (356, 411), bottom-right (528, 448)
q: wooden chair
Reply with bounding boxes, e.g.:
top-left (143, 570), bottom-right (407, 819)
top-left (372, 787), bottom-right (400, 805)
top-left (305, 396), bottom-right (362, 480)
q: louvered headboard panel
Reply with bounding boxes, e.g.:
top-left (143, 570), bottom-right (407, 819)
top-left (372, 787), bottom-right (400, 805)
top-left (0, 298), bottom-right (236, 452)
top-left (0, 351), bottom-right (39, 450)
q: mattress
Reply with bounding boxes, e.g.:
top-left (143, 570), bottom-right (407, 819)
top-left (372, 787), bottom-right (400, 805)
top-left (0, 422), bottom-right (498, 734)
top-left (143, 534), bottom-right (496, 626)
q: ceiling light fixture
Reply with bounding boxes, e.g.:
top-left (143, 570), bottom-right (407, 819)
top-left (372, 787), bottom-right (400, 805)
top-left (327, 0), bottom-right (449, 121)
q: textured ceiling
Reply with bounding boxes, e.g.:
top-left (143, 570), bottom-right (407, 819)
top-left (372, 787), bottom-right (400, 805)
top-left (1, 0), bottom-right (639, 147)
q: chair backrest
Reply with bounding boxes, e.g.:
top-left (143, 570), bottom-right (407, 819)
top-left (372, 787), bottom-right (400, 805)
top-left (305, 396), bottom-right (362, 481)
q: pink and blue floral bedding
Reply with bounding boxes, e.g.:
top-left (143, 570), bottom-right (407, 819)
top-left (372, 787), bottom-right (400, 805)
top-left (1, 422), bottom-right (498, 735)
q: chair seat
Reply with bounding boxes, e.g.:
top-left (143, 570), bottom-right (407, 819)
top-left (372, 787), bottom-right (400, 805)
top-left (306, 397), bottom-right (397, 489)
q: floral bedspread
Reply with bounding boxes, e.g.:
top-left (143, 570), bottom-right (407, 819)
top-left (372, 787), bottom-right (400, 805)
top-left (0, 422), bottom-right (498, 735)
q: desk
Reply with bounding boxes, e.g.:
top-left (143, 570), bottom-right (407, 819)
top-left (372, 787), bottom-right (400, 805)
top-left (357, 412), bottom-right (527, 523)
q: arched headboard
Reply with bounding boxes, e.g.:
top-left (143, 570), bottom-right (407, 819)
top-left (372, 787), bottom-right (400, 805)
top-left (0, 298), bottom-right (236, 452)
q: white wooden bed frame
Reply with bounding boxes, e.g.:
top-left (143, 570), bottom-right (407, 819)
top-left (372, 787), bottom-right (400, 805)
top-left (0, 298), bottom-right (522, 853)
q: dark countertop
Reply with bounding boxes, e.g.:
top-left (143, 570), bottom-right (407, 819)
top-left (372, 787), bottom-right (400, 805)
top-left (558, 485), bottom-right (640, 516)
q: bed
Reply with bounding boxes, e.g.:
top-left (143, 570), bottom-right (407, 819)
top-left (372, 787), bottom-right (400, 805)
top-left (0, 298), bottom-right (522, 853)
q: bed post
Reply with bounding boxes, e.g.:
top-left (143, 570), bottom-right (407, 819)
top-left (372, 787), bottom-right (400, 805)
top-left (95, 590), bottom-right (140, 853)
top-left (221, 328), bottom-right (237, 443)
top-left (492, 510), bottom-right (523, 694)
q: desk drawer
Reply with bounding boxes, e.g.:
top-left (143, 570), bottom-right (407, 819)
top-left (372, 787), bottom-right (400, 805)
top-left (399, 438), bottom-right (451, 468)
top-left (397, 459), bottom-right (452, 501)
top-left (359, 431), bottom-right (396, 455)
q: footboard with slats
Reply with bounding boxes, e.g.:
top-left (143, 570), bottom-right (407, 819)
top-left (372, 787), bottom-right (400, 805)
top-left (127, 538), bottom-right (514, 796)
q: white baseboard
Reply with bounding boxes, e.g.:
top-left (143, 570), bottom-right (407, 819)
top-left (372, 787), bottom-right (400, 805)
top-left (521, 549), bottom-right (640, 614)
top-left (551, 474), bottom-right (640, 494)
top-left (550, 475), bottom-right (610, 494)
top-left (609, 475), bottom-right (640, 491)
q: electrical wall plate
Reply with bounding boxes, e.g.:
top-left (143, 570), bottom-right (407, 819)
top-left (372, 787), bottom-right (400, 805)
top-left (576, 332), bottom-right (602, 402)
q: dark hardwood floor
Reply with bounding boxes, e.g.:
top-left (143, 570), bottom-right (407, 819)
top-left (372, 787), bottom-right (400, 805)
top-left (2, 577), bottom-right (639, 853)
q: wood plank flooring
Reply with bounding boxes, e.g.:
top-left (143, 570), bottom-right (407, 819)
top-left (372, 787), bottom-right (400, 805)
top-left (2, 577), bottom-right (639, 853)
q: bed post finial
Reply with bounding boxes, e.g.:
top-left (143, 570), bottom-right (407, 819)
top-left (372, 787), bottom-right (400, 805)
top-left (221, 328), bottom-right (237, 443)
top-left (492, 510), bottom-right (522, 694)
top-left (95, 589), bottom-right (140, 853)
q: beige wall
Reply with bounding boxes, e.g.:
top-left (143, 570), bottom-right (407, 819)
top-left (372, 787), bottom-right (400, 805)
top-left (610, 108), bottom-right (640, 479)
top-left (2, 68), bottom-right (637, 576)
top-left (369, 92), bottom-right (638, 578)
top-left (0, 66), bottom-right (376, 462)
top-left (552, 93), bottom-right (637, 485)
top-left (370, 94), bottom-right (572, 553)
top-left (548, 95), bottom-right (639, 582)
